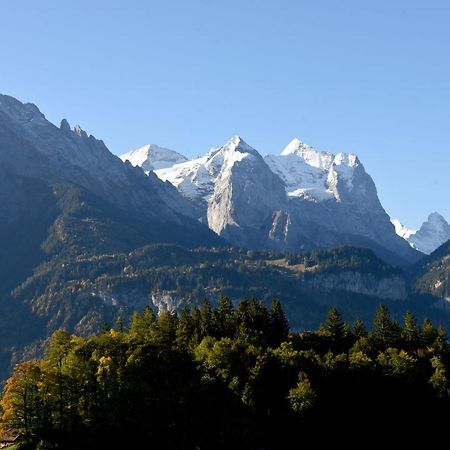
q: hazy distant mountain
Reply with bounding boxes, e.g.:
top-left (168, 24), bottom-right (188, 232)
top-left (123, 137), bottom-right (420, 265)
top-left (392, 212), bottom-right (450, 255)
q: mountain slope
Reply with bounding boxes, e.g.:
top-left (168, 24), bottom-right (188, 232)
top-left (412, 238), bottom-right (450, 301)
top-left (0, 94), bottom-right (221, 246)
top-left (0, 93), bottom-right (223, 376)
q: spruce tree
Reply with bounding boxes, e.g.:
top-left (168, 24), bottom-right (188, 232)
top-left (215, 295), bottom-right (235, 337)
top-left (176, 307), bottom-right (194, 349)
top-left (371, 305), bottom-right (400, 348)
top-left (402, 311), bottom-right (418, 346)
top-left (352, 319), bottom-right (367, 339)
top-left (269, 300), bottom-right (289, 347)
top-left (319, 307), bottom-right (347, 341)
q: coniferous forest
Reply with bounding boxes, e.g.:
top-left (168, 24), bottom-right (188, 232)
top-left (1, 297), bottom-right (449, 449)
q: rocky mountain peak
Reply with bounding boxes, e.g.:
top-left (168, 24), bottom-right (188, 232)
top-left (428, 211), bottom-right (448, 225)
top-left (60, 118), bottom-right (71, 132)
top-left (222, 135), bottom-right (256, 154)
top-left (408, 212), bottom-right (450, 254)
top-left (0, 93), bottom-right (45, 123)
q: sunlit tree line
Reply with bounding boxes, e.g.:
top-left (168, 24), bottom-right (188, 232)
top-left (1, 298), bottom-right (449, 449)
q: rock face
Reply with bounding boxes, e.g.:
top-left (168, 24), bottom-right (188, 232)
top-left (123, 136), bottom-right (419, 265)
top-left (302, 272), bottom-right (407, 301)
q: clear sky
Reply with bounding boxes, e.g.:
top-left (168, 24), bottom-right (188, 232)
top-left (1, 0), bottom-right (449, 228)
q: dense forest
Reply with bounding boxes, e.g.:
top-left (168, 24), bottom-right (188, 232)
top-left (1, 297), bottom-right (449, 449)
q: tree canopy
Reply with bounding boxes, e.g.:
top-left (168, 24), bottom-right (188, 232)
top-left (1, 299), bottom-right (449, 449)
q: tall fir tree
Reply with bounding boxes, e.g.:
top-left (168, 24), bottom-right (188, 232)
top-left (269, 300), bottom-right (289, 347)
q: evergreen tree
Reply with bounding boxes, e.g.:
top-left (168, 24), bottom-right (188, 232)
top-left (176, 307), bottom-right (195, 349)
top-left (319, 307), bottom-right (347, 342)
top-left (288, 372), bottom-right (316, 414)
top-left (352, 319), bottom-right (367, 339)
top-left (129, 306), bottom-right (156, 341)
top-left (151, 311), bottom-right (178, 347)
top-left (269, 299), bottom-right (289, 347)
top-left (200, 299), bottom-right (217, 337)
top-left (402, 311), bottom-right (418, 346)
top-left (215, 295), bottom-right (235, 337)
top-left (421, 318), bottom-right (439, 346)
top-left (371, 305), bottom-right (400, 348)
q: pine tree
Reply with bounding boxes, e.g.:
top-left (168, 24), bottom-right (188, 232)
top-left (129, 306), bottom-right (156, 341)
top-left (402, 311), bottom-right (418, 346)
top-left (371, 305), bottom-right (400, 348)
top-left (421, 318), bottom-right (439, 346)
top-left (269, 300), bottom-right (289, 347)
top-left (215, 295), bottom-right (235, 337)
top-left (176, 307), bottom-right (194, 349)
top-left (352, 319), bottom-right (367, 339)
top-left (151, 311), bottom-right (178, 347)
top-left (200, 299), bottom-right (217, 337)
top-left (319, 307), bottom-right (347, 341)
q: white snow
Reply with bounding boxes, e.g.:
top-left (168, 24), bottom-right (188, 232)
top-left (125, 136), bottom-right (363, 204)
top-left (120, 144), bottom-right (188, 173)
top-left (266, 138), bottom-right (360, 202)
top-left (391, 219), bottom-right (416, 239)
top-left (155, 136), bottom-right (256, 202)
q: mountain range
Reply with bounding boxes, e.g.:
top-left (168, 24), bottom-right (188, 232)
top-left (122, 137), bottom-right (449, 265)
top-left (0, 93), bottom-right (449, 379)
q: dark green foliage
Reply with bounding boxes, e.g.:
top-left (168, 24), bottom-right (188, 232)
top-left (269, 299), bottom-right (290, 347)
top-left (352, 319), bottom-right (367, 338)
top-left (2, 301), bottom-right (450, 449)
top-left (371, 304), bottom-right (401, 348)
top-left (286, 246), bottom-right (403, 276)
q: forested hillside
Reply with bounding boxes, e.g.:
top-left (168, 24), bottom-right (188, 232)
top-left (1, 299), bottom-right (449, 449)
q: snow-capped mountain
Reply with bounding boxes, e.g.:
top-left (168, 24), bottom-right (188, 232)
top-left (123, 136), bottom-right (420, 265)
top-left (156, 136), bottom-right (287, 246)
top-left (393, 212), bottom-right (450, 255)
top-left (120, 144), bottom-right (187, 173)
top-left (265, 138), bottom-right (367, 203)
top-left (391, 219), bottom-right (416, 240)
top-left (265, 138), bottom-right (343, 202)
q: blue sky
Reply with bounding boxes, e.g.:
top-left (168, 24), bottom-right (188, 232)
top-left (1, 0), bottom-right (449, 228)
